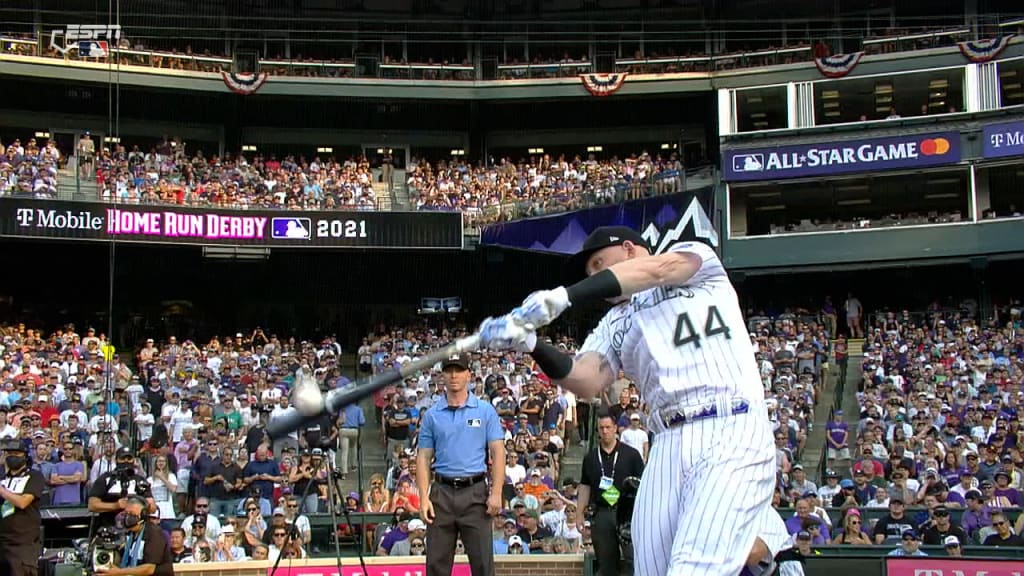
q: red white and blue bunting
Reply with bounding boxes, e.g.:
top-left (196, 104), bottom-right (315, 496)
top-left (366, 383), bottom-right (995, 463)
top-left (221, 71), bottom-right (269, 95)
top-left (580, 73), bottom-right (628, 97)
top-left (814, 52), bottom-right (864, 78)
top-left (958, 35), bottom-right (1016, 63)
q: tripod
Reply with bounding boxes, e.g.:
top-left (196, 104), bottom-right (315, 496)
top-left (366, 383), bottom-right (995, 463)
top-left (267, 443), bottom-right (370, 576)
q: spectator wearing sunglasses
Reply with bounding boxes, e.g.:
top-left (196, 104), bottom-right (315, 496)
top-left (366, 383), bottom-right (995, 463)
top-left (982, 512), bottom-right (1024, 546)
top-left (921, 506), bottom-right (968, 546)
top-left (181, 498), bottom-right (222, 540)
top-left (268, 526), bottom-right (306, 563)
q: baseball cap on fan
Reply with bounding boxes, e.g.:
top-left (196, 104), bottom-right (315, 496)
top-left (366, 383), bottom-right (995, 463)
top-left (565, 226), bottom-right (649, 283)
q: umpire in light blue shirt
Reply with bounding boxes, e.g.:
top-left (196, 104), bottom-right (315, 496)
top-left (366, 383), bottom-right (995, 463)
top-left (417, 354), bottom-right (506, 576)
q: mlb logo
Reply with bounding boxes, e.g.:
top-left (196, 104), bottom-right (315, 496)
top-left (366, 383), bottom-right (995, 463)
top-left (271, 217), bottom-right (311, 240)
top-left (732, 153), bottom-right (765, 173)
top-left (78, 40), bottom-right (108, 57)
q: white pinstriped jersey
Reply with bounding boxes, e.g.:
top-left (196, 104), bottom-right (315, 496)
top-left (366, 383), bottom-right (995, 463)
top-left (578, 241), bottom-right (762, 414)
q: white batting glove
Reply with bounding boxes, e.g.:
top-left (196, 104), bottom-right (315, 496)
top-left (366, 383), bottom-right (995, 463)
top-left (512, 287), bottom-right (571, 330)
top-left (479, 315), bottom-right (538, 353)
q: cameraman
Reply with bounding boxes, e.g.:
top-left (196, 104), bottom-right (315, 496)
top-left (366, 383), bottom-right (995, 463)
top-left (0, 438), bottom-right (45, 576)
top-left (95, 496), bottom-right (173, 576)
top-left (88, 447), bottom-right (157, 530)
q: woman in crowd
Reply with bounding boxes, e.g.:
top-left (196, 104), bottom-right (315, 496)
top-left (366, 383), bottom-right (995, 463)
top-left (390, 478), bottom-right (420, 513)
top-left (940, 451), bottom-right (961, 485)
top-left (363, 474), bottom-right (390, 550)
top-left (242, 498), bottom-right (269, 552)
top-left (148, 454), bottom-right (179, 531)
top-left (408, 536), bottom-right (426, 556)
top-left (213, 526), bottom-right (247, 561)
top-left (288, 451), bottom-right (318, 512)
top-left (363, 473), bottom-right (390, 512)
top-left (831, 509), bottom-right (873, 545)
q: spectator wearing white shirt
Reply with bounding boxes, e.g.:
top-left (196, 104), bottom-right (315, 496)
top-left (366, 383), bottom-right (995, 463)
top-left (89, 402), bottom-right (119, 433)
top-left (619, 413), bottom-right (649, 461)
top-left (505, 453), bottom-right (526, 486)
top-left (270, 396), bottom-right (299, 457)
top-left (134, 402), bottom-right (155, 443)
top-left (59, 396), bottom-right (89, 427)
top-left (867, 486), bottom-right (891, 508)
top-left (169, 397), bottom-right (193, 443)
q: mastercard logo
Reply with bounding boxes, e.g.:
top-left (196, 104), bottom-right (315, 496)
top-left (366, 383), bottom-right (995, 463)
top-left (919, 138), bottom-right (951, 156)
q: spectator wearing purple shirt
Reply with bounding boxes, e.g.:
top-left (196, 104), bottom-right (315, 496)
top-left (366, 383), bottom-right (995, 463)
top-left (960, 489), bottom-right (992, 543)
top-left (376, 512), bottom-right (412, 555)
top-left (826, 410), bottom-right (850, 464)
top-left (784, 499), bottom-right (831, 541)
top-left (50, 441), bottom-right (86, 505)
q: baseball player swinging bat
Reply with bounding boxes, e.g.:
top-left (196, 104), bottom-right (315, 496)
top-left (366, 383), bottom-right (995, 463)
top-left (477, 226), bottom-right (800, 576)
top-left (267, 332), bottom-right (481, 439)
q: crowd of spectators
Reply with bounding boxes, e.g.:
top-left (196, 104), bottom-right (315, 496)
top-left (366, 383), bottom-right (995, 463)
top-left (0, 132), bottom-right (690, 226)
top-left (0, 320), bottom-right (603, 562)
top-left (407, 152), bottom-right (686, 226)
top-left (3, 294), bottom-right (1021, 562)
top-left (780, 299), bottom-right (1024, 554)
top-left (0, 136), bottom-right (61, 197)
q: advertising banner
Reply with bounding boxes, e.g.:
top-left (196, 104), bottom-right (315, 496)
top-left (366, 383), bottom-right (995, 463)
top-left (722, 132), bottom-right (961, 182)
top-left (982, 120), bottom-right (1024, 159)
top-left (266, 562), bottom-right (470, 576)
top-left (885, 557), bottom-right (1024, 576)
top-left (480, 188), bottom-right (717, 256)
top-left (0, 199), bottom-right (463, 249)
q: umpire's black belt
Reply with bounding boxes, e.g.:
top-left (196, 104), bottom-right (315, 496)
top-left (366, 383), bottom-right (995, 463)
top-left (436, 473), bottom-right (486, 489)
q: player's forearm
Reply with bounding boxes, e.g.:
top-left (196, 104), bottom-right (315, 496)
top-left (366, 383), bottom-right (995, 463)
top-left (562, 352), bottom-right (615, 400)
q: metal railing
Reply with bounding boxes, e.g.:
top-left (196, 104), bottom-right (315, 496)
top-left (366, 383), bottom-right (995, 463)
top-left (4, 15), bottom-right (1021, 81)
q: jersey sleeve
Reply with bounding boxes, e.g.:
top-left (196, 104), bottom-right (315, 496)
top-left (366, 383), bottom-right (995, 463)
top-left (576, 311), bottom-right (623, 376)
top-left (666, 241), bottom-right (725, 286)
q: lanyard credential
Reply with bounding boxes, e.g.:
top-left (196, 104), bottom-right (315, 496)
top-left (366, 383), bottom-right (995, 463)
top-left (597, 446), bottom-right (621, 506)
top-left (596, 446), bottom-right (618, 477)
top-left (121, 531), bottom-right (145, 568)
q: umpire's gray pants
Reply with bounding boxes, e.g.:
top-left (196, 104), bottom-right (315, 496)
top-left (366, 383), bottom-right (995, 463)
top-left (426, 480), bottom-right (493, 576)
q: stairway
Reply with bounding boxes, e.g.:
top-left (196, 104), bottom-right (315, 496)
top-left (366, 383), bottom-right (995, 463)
top-left (847, 338), bottom-right (865, 357)
top-left (801, 341), bottom-right (864, 483)
top-left (57, 168), bottom-right (99, 201)
top-left (390, 169), bottom-right (410, 210)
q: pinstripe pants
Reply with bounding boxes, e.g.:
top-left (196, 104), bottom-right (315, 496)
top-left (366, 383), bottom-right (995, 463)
top-left (632, 409), bottom-right (789, 576)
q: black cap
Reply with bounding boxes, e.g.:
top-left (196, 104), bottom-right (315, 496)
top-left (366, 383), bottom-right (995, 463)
top-left (115, 446), bottom-right (135, 460)
top-left (565, 226), bottom-right (649, 283)
top-left (442, 354), bottom-right (470, 371)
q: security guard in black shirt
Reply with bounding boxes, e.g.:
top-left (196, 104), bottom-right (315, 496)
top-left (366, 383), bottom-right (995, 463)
top-left (0, 438), bottom-right (46, 576)
top-left (88, 447), bottom-right (158, 530)
top-left (579, 414), bottom-right (644, 576)
top-left (95, 496), bottom-right (174, 576)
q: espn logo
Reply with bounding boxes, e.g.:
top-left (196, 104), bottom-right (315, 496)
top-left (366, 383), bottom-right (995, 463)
top-left (49, 24), bottom-right (121, 55)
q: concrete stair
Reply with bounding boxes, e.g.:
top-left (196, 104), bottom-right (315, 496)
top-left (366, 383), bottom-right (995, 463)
top-left (847, 338), bottom-right (865, 357)
top-left (799, 345), bottom-right (863, 483)
top-left (57, 168), bottom-right (98, 201)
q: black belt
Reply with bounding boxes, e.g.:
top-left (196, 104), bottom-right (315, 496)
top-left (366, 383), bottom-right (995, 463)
top-left (436, 474), bottom-right (486, 489)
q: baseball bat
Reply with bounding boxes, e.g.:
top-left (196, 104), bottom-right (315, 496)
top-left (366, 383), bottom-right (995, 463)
top-left (266, 332), bottom-right (481, 439)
